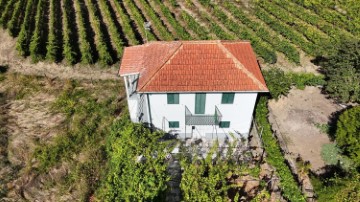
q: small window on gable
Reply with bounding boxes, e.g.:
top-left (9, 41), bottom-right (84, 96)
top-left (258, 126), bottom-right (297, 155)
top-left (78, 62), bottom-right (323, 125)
top-left (219, 121), bottom-right (230, 128)
top-left (169, 121), bottom-right (180, 128)
top-left (167, 93), bottom-right (179, 104)
top-left (221, 93), bottom-right (235, 104)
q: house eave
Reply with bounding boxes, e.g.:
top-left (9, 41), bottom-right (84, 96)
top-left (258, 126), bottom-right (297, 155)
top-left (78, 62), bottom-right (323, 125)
top-left (137, 90), bottom-right (269, 94)
top-left (119, 72), bottom-right (140, 77)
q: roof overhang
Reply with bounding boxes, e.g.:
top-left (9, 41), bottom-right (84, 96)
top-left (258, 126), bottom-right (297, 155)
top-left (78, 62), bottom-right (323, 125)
top-left (138, 90), bottom-right (269, 94)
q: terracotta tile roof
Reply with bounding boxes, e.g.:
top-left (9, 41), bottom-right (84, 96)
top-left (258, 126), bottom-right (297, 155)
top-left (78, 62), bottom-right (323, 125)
top-left (119, 40), bottom-right (268, 92)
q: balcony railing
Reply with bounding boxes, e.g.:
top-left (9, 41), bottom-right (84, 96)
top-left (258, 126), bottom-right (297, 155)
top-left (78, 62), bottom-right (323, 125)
top-left (185, 106), bottom-right (222, 125)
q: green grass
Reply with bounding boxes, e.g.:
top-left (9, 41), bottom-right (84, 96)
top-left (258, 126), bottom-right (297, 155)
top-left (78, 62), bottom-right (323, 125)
top-left (314, 123), bottom-right (330, 134)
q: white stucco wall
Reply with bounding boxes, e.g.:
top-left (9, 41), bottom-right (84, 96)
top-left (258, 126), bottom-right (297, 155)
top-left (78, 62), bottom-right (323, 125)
top-left (147, 92), bottom-right (258, 139)
top-left (124, 74), bottom-right (140, 122)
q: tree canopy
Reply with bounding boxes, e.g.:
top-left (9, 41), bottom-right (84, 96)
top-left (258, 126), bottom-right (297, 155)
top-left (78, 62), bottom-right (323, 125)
top-left (321, 38), bottom-right (360, 103)
top-left (335, 106), bottom-right (360, 167)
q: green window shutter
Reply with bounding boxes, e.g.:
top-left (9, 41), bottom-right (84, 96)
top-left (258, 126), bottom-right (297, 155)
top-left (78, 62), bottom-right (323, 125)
top-left (219, 121), bottom-right (230, 128)
top-left (221, 93), bottom-right (235, 104)
top-left (169, 121), bottom-right (179, 128)
top-left (195, 93), bottom-right (206, 114)
top-left (167, 93), bottom-right (179, 104)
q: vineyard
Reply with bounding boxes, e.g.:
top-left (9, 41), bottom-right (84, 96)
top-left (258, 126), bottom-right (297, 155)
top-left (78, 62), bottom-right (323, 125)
top-left (0, 0), bottom-right (358, 65)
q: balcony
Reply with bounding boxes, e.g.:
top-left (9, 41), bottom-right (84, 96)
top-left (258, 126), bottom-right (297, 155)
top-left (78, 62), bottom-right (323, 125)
top-left (185, 106), bottom-right (222, 125)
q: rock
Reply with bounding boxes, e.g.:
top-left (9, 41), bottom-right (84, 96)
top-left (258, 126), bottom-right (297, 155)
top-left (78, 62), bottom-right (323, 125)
top-left (235, 175), bottom-right (260, 198)
top-left (260, 163), bottom-right (274, 179)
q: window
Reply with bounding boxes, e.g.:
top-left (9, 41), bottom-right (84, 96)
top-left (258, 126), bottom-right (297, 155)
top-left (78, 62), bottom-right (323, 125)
top-left (195, 93), bottom-right (206, 114)
top-left (221, 93), bottom-right (235, 104)
top-left (169, 121), bottom-right (180, 128)
top-left (219, 121), bottom-right (230, 128)
top-left (167, 93), bottom-right (179, 104)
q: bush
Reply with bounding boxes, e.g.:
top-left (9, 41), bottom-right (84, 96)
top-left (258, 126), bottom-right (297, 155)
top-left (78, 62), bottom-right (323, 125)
top-left (263, 68), bottom-right (291, 99)
top-left (321, 38), bottom-right (360, 103)
top-left (335, 106), bottom-right (360, 167)
top-left (96, 117), bottom-right (172, 201)
top-left (311, 171), bottom-right (360, 202)
top-left (263, 68), bottom-right (325, 100)
top-left (321, 143), bottom-right (352, 170)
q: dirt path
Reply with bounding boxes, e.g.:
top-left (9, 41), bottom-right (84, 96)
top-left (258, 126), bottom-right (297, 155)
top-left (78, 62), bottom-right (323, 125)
top-left (268, 87), bottom-right (342, 173)
top-left (0, 29), bottom-right (119, 80)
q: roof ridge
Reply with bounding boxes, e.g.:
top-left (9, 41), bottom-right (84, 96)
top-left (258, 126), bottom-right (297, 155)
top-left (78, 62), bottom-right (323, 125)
top-left (138, 42), bottom-right (184, 91)
top-left (216, 42), bottom-right (267, 91)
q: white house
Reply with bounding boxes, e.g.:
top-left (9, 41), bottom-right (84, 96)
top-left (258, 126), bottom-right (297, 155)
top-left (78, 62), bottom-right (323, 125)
top-left (119, 40), bottom-right (268, 141)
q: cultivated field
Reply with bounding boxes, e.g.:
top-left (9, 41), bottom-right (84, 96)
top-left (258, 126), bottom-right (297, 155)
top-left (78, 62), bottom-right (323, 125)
top-left (0, 0), bottom-right (358, 65)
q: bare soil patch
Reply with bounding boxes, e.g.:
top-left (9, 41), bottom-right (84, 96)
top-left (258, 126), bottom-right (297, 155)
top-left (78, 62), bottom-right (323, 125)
top-left (268, 87), bottom-right (342, 173)
top-left (0, 29), bottom-right (119, 80)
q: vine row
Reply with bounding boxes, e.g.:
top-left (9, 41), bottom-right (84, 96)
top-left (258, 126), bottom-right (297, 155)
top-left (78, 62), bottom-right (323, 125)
top-left (220, 1), bottom-right (300, 64)
top-left (137, 0), bottom-right (174, 40)
top-left (98, 0), bottom-right (125, 57)
top-left (29, 0), bottom-right (49, 62)
top-left (122, 0), bottom-right (157, 42)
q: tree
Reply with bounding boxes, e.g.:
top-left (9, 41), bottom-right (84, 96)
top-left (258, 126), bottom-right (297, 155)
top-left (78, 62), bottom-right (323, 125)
top-left (321, 38), bottom-right (360, 103)
top-left (335, 106), bottom-right (360, 166)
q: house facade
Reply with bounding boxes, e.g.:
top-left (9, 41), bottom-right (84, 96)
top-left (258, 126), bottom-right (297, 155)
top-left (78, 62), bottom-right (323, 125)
top-left (119, 40), bottom-right (268, 140)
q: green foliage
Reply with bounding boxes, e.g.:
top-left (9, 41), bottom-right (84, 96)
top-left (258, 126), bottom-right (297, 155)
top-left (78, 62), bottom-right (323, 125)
top-left (335, 106), bottom-right (360, 167)
top-left (250, 189), bottom-right (271, 202)
top-left (34, 80), bottom-right (120, 172)
top-left (0, 0), bottom-right (16, 28)
top-left (73, 0), bottom-right (94, 64)
top-left (138, 0), bottom-right (174, 41)
top-left (321, 143), bottom-right (353, 170)
top-left (263, 68), bottom-right (292, 99)
top-left (96, 117), bottom-right (171, 201)
top-left (221, 1), bottom-right (300, 64)
top-left (255, 97), bottom-right (305, 201)
top-left (254, 5), bottom-right (317, 56)
top-left (293, 0), bottom-right (360, 36)
top-left (84, 0), bottom-right (114, 65)
top-left (263, 68), bottom-right (325, 99)
top-left (180, 11), bottom-right (211, 40)
top-left (112, 0), bottom-right (140, 45)
top-left (287, 72), bottom-right (325, 90)
top-left (98, 0), bottom-right (124, 57)
top-left (29, 0), bottom-right (48, 62)
top-left (321, 38), bottom-right (360, 103)
top-left (123, 0), bottom-right (157, 42)
top-left (311, 171), bottom-right (360, 202)
top-left (272, 0), bottom-right (354, 43)
top-left (6, 0), bottom-right (26, 37)
top-left (62, 0), bottom-right (78, 64)
top-left (154, 0), bottom-right (192, 40)
top-left (256, 1), bottom-right (331, 55)
top-left (314, 123), bottom-right (330, 134)
top-left (198, 1), bottom-right (277, 63)
top-left (16, 0), bottom-right (38, 56)
top-left (45, 0), bottom-right (61, 62)
top-left (180, 140), bottom-right (260, 201)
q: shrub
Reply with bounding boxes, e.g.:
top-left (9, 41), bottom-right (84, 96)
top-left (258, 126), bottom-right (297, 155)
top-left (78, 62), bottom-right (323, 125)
top-left (262, 68), bottom-right (291, 99)
top-left (321, 143), bottom-right (352, 170)
top-left (263, 68), bottom-right (325, 99)
top-left (96, 118), bottom-right (172, 201)
top-left (321, 38), bottom-right (360, 103)
top-left (335, 106), bottom-right (360, 167)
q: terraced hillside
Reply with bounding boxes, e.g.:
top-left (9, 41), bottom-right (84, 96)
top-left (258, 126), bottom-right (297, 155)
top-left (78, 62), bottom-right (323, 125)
top-left (0, 0), bottom-right (358, 65)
